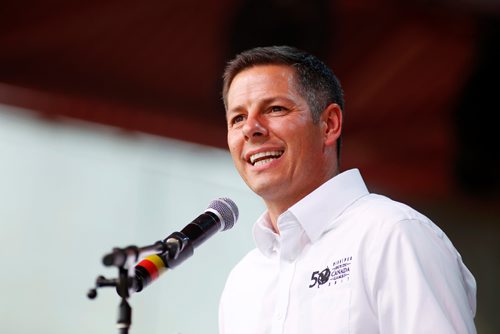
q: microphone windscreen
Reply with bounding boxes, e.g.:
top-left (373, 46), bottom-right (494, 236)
top-left (208, 198), bottom-right (239, 231)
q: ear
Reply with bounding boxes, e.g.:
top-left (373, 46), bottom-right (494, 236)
top-left (320, 103), bottom-right (342, 147)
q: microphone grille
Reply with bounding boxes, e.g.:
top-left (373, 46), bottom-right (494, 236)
top-left (208, 197), bottom-right (239, 231)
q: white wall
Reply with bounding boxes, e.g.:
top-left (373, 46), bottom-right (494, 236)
top-left (0, 104), bottom-right (263, 334)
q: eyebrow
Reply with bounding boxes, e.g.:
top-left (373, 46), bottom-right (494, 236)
top-left (227, 96), bottom-right (293, 115)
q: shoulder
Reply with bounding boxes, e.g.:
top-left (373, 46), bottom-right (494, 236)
top-left (352, 195), bottom-right (475, 296)
top-left (343, 193), bottom-right (445, 240)
top-left (331, 193), bottom-right (459, 266)
top-left (353, 193), bottom-right (430, 223)
top-left (352, 197), bottom-right (478, 329)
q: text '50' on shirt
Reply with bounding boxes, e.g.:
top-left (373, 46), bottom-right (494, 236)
top-left (219, 169), bottom-right (477, 334)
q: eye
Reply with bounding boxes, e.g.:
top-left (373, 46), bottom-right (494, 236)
top-left (270, 106), bottom-right (286, 112)
top-left (230, 114), bottom-right (246, 125)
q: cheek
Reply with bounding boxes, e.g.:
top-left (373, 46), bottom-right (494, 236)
top-left (227, 132), bottom-right (237, 150)
top-left (280, 115), bottom-right (310, 136)
top-left (227, 136), bottom-right (242, 162)
top-left (228, 146), bottom-right (239, 163)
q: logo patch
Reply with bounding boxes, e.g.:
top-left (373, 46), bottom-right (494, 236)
top-left (308, 256), bottom-right (352, 288)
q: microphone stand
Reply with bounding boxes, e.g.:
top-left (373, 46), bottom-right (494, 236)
top-left (87, 265), bottom-right (133, 333)
top-left (87, 239), bottom-right (185, 334)
top-left (116, 266), bottom-right (132, 334)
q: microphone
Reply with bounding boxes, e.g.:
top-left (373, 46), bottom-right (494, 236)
top-left (133, 197), bottom-right (239, 292)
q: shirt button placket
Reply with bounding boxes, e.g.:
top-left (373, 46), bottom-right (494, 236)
top-left (271, 258), bottom-right (296, 334)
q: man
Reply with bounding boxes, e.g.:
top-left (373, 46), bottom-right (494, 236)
top-left (219, 45), bottom-right (476, 334)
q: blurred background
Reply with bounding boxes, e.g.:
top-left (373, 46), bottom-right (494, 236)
top-left (0, 0), bottom-right (498, 333)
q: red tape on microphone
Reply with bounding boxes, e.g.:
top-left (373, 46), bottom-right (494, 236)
top-left (135, 254), bottom-right (168, 289)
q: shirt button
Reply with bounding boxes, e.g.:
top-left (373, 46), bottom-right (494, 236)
top-left (276, 313), bottom-right (283, 320)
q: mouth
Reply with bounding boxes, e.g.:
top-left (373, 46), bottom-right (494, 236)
top-left (248, 150), bottom-right (284, 167)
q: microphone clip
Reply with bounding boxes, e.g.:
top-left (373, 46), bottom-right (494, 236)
top-left (162, 231), bottom-right (194, 268)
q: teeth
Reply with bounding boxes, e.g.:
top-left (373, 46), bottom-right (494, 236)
top-left (254, 158), bottom-right (275, 167)
top-left (249, 151), bottom-right (283, 165)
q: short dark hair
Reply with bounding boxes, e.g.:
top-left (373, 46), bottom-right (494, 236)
top-left (222, 45), bottom-right (344, 154)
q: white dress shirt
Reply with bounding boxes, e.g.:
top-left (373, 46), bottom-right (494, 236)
top-left (219, 169), bottom-right (476, 334)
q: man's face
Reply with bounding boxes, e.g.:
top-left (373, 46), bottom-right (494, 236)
top-left (226, 64), bottom-right (334, 208)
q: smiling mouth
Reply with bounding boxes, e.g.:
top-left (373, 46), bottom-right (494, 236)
top-left (248, 150), bottom-right (284, 166)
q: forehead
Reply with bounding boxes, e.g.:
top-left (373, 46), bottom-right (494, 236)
top-left (230, 64), bottom-right (296, 87)
top-left (227, 65), bottom-right (300, 106)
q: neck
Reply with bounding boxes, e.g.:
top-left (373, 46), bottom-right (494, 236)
top-left (264, 171), bottom-right (339, 234)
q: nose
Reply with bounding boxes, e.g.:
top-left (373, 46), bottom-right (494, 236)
top-left (242, 114), bottom-right (268, 140)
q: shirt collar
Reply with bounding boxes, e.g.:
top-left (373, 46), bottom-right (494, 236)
top-left (252, 211), bottom-right (279, 257)
top-left (253, 168), bottom-right (369, 259)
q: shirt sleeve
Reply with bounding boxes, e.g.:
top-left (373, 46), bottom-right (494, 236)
top-left (367, 218), bottom-right (476, 334)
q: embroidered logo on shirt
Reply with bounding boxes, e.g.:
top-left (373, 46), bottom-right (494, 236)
top-left (308, 256), bottom-right (352, 288)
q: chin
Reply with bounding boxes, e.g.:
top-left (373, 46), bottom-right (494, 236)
top-left (253, 183), bottom-right (288, 201)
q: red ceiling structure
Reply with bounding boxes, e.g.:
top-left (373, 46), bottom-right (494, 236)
top-left (0, 0), bottom-right (497, 199)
